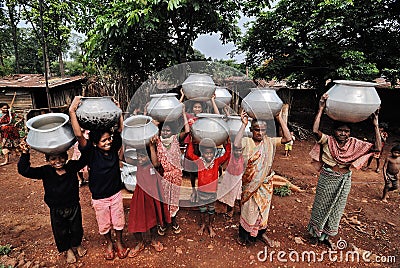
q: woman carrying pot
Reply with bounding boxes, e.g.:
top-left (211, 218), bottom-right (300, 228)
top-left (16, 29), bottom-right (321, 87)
top-left (308, 93), bottom-right (381, 249)
top-left (0, 102), bottom-right (22, 166)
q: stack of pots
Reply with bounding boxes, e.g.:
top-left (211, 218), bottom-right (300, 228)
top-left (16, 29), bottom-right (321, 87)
top-left (26, 113), bottom-right (76, 154)
top-left (325, 80), bottom-right (381, 123)
top-left (75, 96), bottom-right (122, 130)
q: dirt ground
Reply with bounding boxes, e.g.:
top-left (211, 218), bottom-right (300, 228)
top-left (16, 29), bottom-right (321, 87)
top-left (1, 130), bottom-right (399, 268)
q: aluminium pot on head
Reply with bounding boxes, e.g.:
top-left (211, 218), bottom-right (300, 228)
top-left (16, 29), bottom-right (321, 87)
top-left (190, 113), bottom-right (229, 146)
top-left (182, 73), bottom-right (216, 101)
top-left (147, 93), bottom-right (184, 122)
top-left (325, 80), bottom-right (381, 123)
top-left (26, 113), bottom-right (76, 154)
top-left (121, 115), bottom-right (159, 149)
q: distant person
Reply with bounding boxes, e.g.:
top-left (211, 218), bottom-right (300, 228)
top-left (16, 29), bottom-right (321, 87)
top-left (308, 93), bottom-right (381, 249)
top-left (363, 123), bottom-right (388, 172)
top-left (381, 144), bottom-right (400, 202)
top-left (284, 131), bottom-right (295, 157)
top-left (18, 142), bottom-right (87, 264)
top-left (0, 102), bottom-right (21, 166)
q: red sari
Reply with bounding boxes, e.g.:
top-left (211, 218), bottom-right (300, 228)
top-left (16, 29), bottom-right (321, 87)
top-left (0, 111), bottom-right (19, 151)
top-left (128, 163), bottom-right (171, 233)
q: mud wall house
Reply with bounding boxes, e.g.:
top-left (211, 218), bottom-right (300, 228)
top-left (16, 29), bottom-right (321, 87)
top-left (0, 74), bottom-right (85, 119)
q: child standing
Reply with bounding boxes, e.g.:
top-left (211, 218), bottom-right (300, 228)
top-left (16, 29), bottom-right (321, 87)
top-left (155, 106), bottom-right (190, 235)
top-left (18, 143), bottom-right (87, 264)
top-left (127, 140), bottom-right (171, 258)
top-left (363, 123), bottom-right (388, 172)
top-left (284, 131), bottom-right (295, 157)
top-left (69, 96), bottom-right (129, 260)
top-left (382, 144), bottom-right (400, 202)
top-left (186, 137), bottom-right (231, 237)
top-left (217, 145), bottom-right (244, 218)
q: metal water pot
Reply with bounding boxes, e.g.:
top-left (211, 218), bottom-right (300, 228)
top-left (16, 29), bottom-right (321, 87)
top-left (26, 113), bottom-right (76, 154)
top-left (182, 73), bottom-right (216, 101)
top-left (191, 113), bottom-right (229, 146)
top-left (241, 88), bottom-right (283, 120)
top-left (325, 80), bottom-right (381, 123)
top-left (147, 93), bottom-right (183, 122)
top-left (226, 116), bottom-right (252, 137)
top-left (214, 87), bottom-right (232, 108)
top-left (76, 97), bottom-right (122, 130)
top-left (121, 115), bottom-right (159, 149)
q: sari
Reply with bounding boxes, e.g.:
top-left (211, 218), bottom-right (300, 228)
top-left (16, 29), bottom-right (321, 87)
top-left (239, 136), bottom-right (279, 237)
top-left (0, 111), bottom-right (20, 153)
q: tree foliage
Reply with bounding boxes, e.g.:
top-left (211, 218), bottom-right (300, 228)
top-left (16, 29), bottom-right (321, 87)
top-left (240, 0), bottom-right (400, 91)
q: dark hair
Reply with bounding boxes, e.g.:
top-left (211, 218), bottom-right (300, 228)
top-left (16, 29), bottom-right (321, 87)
top-left (0, 102), bottom-right (9, 109)
top-left (45, 151), bottom-right (68, 161)
top-left (199, 145), bottom-right (216, 155)
top-left (89, 129), bottom-right (112, 144)
top-left (332, 121), bottom-right (352, 132)
top-left (189, 100), bottom-right (206, 113)
top-left (391, 144), bottom-right (400, 153)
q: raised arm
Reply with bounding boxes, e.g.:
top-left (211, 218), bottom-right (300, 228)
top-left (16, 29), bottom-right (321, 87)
top-left (234, 110), bottom-right (248, 148)
top-left (313, 93), bottom-right (328, 141)
top-left (179, 103), bottom-right (190, 141)
top-left (149, 135), bottom-right (160, 168)
top-left (275, 110), bottom-right (292, 144)
top-left (210, 93), bottom-right (220, 114)
top-left (69, 96), bottom-right (87, 147)
top-left (113, 98), bottom-right (124, 133)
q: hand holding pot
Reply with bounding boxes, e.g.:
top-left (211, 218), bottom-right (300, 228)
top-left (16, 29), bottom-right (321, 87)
top-left (319, 93), bottom-right (329, 110)
top-left (69, 96), bottom-right (82, 114)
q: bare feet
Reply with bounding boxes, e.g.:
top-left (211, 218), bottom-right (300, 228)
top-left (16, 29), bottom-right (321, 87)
top-left (208, 226), bottom-right (216, 238)
top-left (66, 249), bottom-right (77, 264)
top-left (76, 245), bottom-right (87, 257)
top-left (197, 224), bottom-right (206, 235)
top-left (261, 233), bottom-right (280, 248)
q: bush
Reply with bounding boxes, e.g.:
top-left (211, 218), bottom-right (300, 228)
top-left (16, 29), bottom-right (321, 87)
top-left (0, 244), bottom-right (12, 255)
top-left (273, 184), bottom-right (292, 197)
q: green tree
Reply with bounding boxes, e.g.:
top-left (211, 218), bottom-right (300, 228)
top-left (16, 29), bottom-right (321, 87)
top-left (240, 0), bottom-right (400, 92)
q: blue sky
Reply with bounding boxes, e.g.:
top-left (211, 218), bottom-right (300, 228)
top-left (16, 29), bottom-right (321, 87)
top-left (193, 15), bottom-right (253, 63)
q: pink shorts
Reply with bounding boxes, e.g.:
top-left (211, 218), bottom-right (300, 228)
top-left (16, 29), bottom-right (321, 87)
top-left (92, 191), bottom-right (125, 235)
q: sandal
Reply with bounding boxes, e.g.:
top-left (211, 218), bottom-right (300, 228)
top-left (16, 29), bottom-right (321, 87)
top-left (157, 225), bottom-right (166, 236)
top-left (116, 247), bottom-right (130, 259)
top-left (128, 243), bottom-right (144, 258)
top-left (104, 247), bottom-right (115, 260)
top-left (172, 224), bottom-right (181, 234)
top-left (150, 241), bottom-right (164, 252)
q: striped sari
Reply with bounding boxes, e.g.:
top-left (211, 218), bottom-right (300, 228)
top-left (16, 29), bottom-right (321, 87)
top-left (240, 136), bottom-right (279, 237)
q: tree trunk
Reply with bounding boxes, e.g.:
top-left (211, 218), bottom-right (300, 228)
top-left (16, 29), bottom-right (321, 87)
top-left (59, 50), bottom-right (65, 77)
top-left (7, 3), bottom-right (20, 74)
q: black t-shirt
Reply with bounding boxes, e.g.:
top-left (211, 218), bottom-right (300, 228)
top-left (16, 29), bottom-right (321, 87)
top-left (79, 131), bottom-right (123, 200)
top-left (18, 153), bottom-right (87, 208)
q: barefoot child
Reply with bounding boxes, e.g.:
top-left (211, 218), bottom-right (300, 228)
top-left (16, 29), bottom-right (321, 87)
top-left (382, 144), bottom-right (400, 202)
top-left (127, 141), bottom-right (171, 258)
top-left (18, 143), bottom-right (87, 264)
top-left (186, 137), bottom-right (231, 238)
top-left (217, 145), bottom-right (244, 218)
top-left (155, 106), bottom-right (190, 235)
top-left (284, 131), bottom-right (295, 157)
top-left (69, 96), bottom-right (129, 260)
